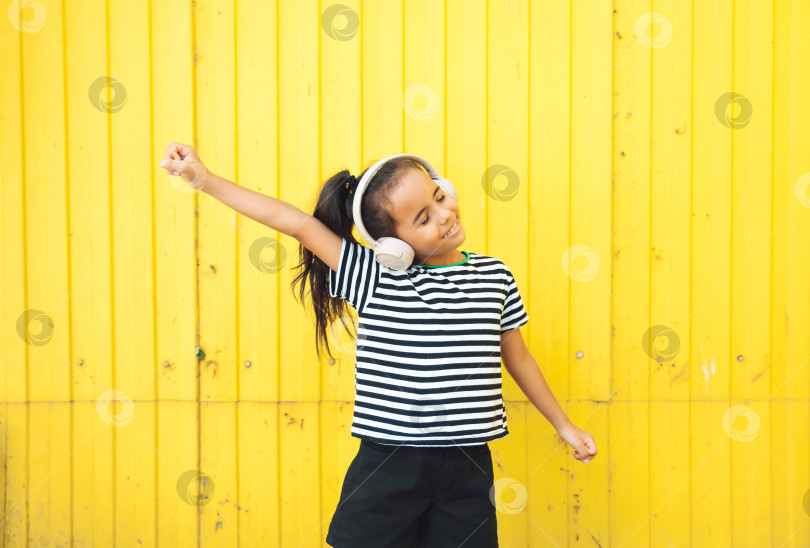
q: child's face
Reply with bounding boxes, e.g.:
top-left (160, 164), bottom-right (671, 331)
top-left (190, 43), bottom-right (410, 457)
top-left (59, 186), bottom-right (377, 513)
top-left (387, 167), bottom-right (465, 265)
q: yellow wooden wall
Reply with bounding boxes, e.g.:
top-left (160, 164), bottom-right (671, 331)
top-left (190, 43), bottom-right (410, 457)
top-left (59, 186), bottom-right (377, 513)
top-left (1, 0), bottom-right (809, 546)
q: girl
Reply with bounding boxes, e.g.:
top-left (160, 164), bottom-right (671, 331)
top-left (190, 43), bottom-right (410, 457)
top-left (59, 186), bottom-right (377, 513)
top-left (159, 143), bottom-right (597, 548)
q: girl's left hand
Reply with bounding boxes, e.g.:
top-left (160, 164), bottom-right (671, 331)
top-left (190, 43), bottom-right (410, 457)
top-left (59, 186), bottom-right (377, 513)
top-left (556, 422), bottom-right (597, 464)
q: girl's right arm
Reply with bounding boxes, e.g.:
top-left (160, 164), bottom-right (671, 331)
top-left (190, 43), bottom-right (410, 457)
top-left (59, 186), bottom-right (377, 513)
top-left (204, 172), bottom-right (342, 273)
top-left (159, 142), bottom-right (342, 273)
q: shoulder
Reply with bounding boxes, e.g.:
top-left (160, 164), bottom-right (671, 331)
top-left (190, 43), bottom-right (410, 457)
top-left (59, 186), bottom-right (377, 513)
top-left (467, 252), bottom-right (511, 275)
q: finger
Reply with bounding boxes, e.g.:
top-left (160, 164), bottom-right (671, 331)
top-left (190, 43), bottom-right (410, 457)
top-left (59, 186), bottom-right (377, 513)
top-left (175, 143), bottom-right (194, 159)
top-left (164, 143), bottom-right (189, 162)
top-left (165, 142), bottom-right (186, 155)
top-left (160, 158), bottom-right (186, 172)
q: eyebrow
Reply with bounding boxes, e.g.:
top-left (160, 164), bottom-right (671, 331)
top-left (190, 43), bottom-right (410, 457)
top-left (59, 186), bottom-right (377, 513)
top-left (411, 186), bottom-right (441, 225)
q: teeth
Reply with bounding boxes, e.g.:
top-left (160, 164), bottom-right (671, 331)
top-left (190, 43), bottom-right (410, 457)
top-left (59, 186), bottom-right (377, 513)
top-left (443, 218), bottom-right (458, 238)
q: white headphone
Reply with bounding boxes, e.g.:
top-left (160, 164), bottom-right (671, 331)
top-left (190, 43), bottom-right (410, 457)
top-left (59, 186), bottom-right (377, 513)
top-left (349, 153), bottom-right (458, 271)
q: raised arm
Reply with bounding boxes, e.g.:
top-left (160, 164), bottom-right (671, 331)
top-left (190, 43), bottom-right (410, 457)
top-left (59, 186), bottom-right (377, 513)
top-left (159, 142), bottom-right (342, 272)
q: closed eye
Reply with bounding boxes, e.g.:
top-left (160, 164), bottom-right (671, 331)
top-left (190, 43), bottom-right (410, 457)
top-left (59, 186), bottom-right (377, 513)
top-left (420, 195), bottom-right (446, 226)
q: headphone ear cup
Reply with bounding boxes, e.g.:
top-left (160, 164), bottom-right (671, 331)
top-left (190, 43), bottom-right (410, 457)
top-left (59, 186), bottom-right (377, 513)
top-left (373, 237), bottom-right (415, 271)
top-left (433, 177), bottom-right (458, 200)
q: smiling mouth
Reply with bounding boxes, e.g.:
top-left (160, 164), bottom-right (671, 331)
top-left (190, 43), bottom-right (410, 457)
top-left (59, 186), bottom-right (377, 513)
top-left (442, 217), bottom-right (460, 239)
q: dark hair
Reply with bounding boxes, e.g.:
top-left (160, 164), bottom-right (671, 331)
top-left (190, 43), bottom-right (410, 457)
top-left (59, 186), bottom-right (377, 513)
top-left (290, 156), bottom-right (425, 361)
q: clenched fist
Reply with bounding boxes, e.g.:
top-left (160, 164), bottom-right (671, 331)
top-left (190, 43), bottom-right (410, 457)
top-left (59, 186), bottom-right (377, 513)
top-left (159, 142), bottom-right (209, 191)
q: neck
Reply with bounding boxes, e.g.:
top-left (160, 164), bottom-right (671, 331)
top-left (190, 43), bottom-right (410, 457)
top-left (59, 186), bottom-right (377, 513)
top-left (417, 249), bottom-right (466, 266)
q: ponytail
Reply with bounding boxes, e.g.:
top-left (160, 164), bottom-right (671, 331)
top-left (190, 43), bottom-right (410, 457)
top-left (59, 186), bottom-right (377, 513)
top-left (290, 157), bottom-right (426, 361)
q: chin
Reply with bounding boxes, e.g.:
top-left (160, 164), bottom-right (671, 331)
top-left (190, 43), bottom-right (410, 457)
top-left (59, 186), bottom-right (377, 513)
top-left (455, 228), bottom-right (466, 245)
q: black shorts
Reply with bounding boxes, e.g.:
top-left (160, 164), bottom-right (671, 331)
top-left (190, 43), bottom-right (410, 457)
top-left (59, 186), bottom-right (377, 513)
top-left (326, 438), bottom-right (498, 548)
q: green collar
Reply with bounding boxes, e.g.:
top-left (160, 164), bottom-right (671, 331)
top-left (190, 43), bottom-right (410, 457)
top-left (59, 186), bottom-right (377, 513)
top-left (415, 251), bottom-right (470, 268)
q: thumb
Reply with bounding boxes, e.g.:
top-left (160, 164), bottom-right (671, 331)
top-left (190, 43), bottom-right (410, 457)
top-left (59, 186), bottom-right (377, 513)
top-left (160, 158), bottom-right (186, 173)
top-left (159, 157), bottom-right (208, 189)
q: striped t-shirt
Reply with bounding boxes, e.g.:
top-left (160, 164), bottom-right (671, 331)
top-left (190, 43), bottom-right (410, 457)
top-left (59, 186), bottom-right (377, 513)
top-left (328, 237), bottom-right (530, 447)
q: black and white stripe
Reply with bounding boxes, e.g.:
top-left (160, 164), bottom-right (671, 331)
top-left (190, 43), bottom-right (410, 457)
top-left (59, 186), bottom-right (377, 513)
top-left (329, 238), bottom-right (529, 447)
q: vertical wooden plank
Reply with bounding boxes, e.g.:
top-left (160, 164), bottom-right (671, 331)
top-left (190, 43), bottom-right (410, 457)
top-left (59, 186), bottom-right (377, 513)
top-left (569, 400), bottom-right (607, 546)
top-left (569, 0), bottom-right (612, 402)
top-left (277, 0), bottom-right (320, 402)
top-left (200, 401), bottom-right (240, 544)
top-left (691, 0), bottom-right (734, 545)
top-left (446, 0), bottom-right (486, 275)
top-left (487, 0), bottom-right (529, 400)
top-left (320, 0), bottom-right (362, 401)
top-left (492, 401), bottom-right (527, 546)
top-left (237, 402), bottom-right (281, 546)
top-left (2, 406), bottom-right (27, 547)
top-left (15, 0), bottom-right (74, 543)
top-left (63, 0), bottom-right (116, 545)
top-left (772, 1), bottom-right (810, 545)
top-left (608, 401), bottom-right (646, 547)
top-left (194, 0), bottom-right (240, 543)
top-left (785, 0), bottom-right (810, 408)
top-left (235, 0), bottom-right (281, 543)
top-left (321, 401), bottom-right (358, 546)
top-left (403, 0), bottom-right (444, 157)
top-left (0, 1), bottom-right (27, 544)
top-left (0, 403), bottom-right (5, 542)
top-left (318, 1), bottom-right (361, 543)
top-left (526, 0), bottom-right (572, 543)
top-left (770, 3), bottom-right (792, 547)
top-left (649, 1), bottom-right (693, 546)
top-left (105, 0), bottom-right (164, 543)
top-left (611, 1), bottom-right (652, 545)
top-left (728, 0), bottom-right (775, 545)
top-left (151, 0), bottom-right (200, 544)
top-left (361, 0), bottom-right (404, 163)
top-left (568, 0), bottom-right (612, 544)
top-left (320, 0), bottom-right (361, 177)
top-left (278, 1), bottom-right (321, 545)
top-left (781, 0), bottom-right (810, 546)
top-left (156, 402), bottom-right (199, 547)
top-left (33, 402), bottom-right (73, 544)
top-left (484, 1), bottom-right (533, 538)
top-left (279, 402), bottom-right (321, 547)
top-left (527, 399), bottom-right (570, 547)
